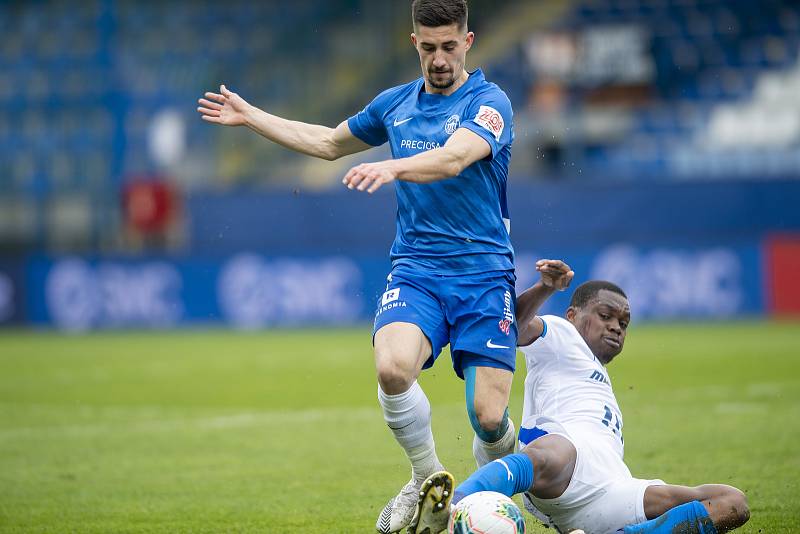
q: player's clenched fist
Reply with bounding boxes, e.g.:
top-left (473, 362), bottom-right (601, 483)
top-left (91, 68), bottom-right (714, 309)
top-left (197, 84), bottom-right (250, 127)
top-left (342, 161), bottom-right (399, 194)
top-left (536, 259), bottom-right (574, 291)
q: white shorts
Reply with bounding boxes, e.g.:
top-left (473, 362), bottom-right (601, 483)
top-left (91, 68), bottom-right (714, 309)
top-left (519, 415), bottom-right (665, 534)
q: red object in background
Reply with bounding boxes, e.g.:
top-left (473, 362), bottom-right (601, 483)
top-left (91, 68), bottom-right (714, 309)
top-left (765, 235), bottom-right (800, 316)
top-left (122, 179), bottom-right (179, 235)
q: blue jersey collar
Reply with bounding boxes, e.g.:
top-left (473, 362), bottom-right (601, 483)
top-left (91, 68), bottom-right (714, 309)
top-left (418, 68), bottom-right (484, 109)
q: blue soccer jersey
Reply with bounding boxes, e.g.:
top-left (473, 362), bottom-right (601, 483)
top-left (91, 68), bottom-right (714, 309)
top-left (347, 69), bottom-right (514, 275)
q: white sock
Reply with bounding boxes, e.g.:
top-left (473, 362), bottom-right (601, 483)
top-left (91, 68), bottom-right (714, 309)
top-left (472, 417), bottom-right (516, 468)
top-left (378, 381), bottom-right (443, 483)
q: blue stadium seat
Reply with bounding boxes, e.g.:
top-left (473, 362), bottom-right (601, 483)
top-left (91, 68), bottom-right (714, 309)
top-left (504, 0), bottom-right (800, 180)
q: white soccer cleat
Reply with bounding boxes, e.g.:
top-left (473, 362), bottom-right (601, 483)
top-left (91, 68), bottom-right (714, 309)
top-left (568, 530), bottom-right (586, 534)
top-left (406, 471), bottom-right (455, 534)
top-left (376, 479), bottom-right (422, 533)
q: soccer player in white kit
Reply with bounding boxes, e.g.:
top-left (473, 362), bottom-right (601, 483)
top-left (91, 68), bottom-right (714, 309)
top-left (410, 260), bottom-right (750, 534)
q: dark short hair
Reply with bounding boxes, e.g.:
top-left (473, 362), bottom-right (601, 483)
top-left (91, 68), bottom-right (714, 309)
top-left (569, 280), bottom-right (628, 309)
top-left (412, 0), bottom-right (468, 30)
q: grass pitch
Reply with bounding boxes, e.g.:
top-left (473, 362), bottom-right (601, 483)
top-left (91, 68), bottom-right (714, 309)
top-left (0, 321), bottom-right (798, 533)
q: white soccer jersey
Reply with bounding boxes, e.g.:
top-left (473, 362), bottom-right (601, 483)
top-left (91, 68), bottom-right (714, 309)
top-left (519, 315), bottom-right (666, 534)
top-left (520, 315), bottom-right (625, 459)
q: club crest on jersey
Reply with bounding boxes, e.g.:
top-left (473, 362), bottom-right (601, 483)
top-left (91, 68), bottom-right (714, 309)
top-left (498, 289), bottom-right (514, 335)
top-left (475, 105), bottom-right (504, 141)
top-left (444, 114), bottom-right (460, 135)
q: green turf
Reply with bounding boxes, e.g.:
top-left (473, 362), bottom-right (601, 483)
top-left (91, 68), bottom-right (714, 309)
top-left (0, 321), bottom-right (798, 533)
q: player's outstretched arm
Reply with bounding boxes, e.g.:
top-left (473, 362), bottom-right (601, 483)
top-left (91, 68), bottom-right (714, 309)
top-left (342, 127), bottom-right (490, 193)
top-left (516, 260), bottom-right (574, 346)
top-left (197, 85), bottom-right (371, 161)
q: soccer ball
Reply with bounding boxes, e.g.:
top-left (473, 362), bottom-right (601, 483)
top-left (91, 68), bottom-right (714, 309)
top-left (448, 491), bottom-right (526, 534)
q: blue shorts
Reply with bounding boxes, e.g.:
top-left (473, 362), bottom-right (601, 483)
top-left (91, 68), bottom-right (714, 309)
top-left (373, 267), bottom-right (517, 379)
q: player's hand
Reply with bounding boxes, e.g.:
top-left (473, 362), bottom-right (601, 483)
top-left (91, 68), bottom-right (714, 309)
top-left (197, 84), bottom-right (250, 127)
top-left (342, 161), bottom-right (398, 194)
top-left (536, 259), bottom-right (574, 291)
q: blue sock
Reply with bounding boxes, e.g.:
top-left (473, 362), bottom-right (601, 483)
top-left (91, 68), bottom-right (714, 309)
top-left (624, 501), bottom-right (717, 534)
top-left (452, 453), bottom-right (534, 504)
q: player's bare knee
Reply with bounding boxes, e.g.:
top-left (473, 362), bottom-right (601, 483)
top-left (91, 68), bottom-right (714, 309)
top-left (522, 435), bottom-right (576, 499)
top-left (472, 403), bottom-right (504, 434)
top-left (375, 356), bottom-right (414, 394)
top-left (521, 444), bottom-right (547, 475)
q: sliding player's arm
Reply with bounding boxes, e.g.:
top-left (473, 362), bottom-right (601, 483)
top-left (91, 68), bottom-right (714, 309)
top-left (198, 85), bottom-right (371, 161)
top-left (517, 260), bottom-right (574, 346)
top-left (342, 127), bottom-right (490, 193)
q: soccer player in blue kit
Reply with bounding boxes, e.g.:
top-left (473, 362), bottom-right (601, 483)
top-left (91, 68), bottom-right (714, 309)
top-left (197, 2), bottom-right (517, 531)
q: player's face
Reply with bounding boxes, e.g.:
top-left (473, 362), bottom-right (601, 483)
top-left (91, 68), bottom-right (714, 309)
top-left (411, 23), bottom-right (474, 92)
top-left (567, 290), bottom-right (631, 365)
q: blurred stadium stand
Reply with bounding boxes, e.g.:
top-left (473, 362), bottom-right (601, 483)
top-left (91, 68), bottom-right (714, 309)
top-left (496, 0), bottom-right (800, 180)
top-left (2, 0), bottom-right (800, 253)
top-left (0, 0), bottom-right (378, 251)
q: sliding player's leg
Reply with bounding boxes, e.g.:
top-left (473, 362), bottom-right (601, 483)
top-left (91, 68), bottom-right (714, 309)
top-left (528, 461), bottom-right (749, 533)
top-left (409, 425), bottom-right (576, 534)
top-left (454, 432), bottom-right (576, 503)
top-left (623, 484), bottom-right (750, 533)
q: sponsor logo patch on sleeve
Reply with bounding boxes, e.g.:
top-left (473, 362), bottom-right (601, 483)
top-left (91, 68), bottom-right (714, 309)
top-left (474, 105), bottom-right (504, 142)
